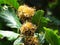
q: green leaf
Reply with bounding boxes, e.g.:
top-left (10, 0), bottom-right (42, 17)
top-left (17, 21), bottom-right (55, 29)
top-left (0, 7), bottom-right (21, 28)
top-left (0, 34), bottom-right (3, 38)
top-left (32, 10), bottom-right (50, 33)
top-left (32, 10), bottom-right (44, 26)
top-left (0, 0), bottom-right (3, 4)
top-left (41, 17), bottom-right (50, 24)
top-left (13, 37), bottom-right (24, 45)
top-left (44, 27), bottom-right (60, 45)
top-left (0, 30), bottom-right (19, 41)
top-left (32, 10), bottom-right (44, 32)
top-left (0, 0), bottom-right (19, 9)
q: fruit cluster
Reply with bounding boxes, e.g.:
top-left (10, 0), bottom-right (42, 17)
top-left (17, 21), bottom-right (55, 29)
top-left (18, 5), bottom-right (39, 45)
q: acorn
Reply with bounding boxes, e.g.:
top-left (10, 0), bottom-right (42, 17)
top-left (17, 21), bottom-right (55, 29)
top-left (17, 5), bottom-right (35, 23)
top-left (20, 21), bottom-right (37, 36)
top-left (24, 36), bottom-right (39, 45)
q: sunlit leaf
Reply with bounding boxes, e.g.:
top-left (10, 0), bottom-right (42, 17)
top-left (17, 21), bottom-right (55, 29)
top-left (44, 27), bottom-right (60, 45)
top-left (0, 7), bottom-right (22, 28)
top-left (13, 37), bottom-right (24, 45)
top-left (0, 30), bottom-right (19, 41)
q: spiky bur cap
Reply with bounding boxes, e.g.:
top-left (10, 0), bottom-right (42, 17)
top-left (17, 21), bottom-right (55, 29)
top-left (20, 21), bottom-right (37, 36)
top-left (17, 5), bottom-right (35, 23)
top-left (24, 36), bottom-right (39, 45)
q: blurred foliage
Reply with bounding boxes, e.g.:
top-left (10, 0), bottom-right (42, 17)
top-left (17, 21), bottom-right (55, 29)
top-left (0, 0), bottom-right (19, 9)
top-left (0, 0), bottom-right (60, 45)
top-left (0, 30), bottom-right (19, 41)
top-left (44, 27), bottom-right (60, 45)
top-left (32, 10), bottom-right (50, 33)
top-left (0, 6), bottom-right (22, 28)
